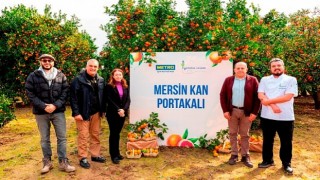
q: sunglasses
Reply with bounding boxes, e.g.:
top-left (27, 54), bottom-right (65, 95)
top-left (41, 59), bottom-right (54, 63)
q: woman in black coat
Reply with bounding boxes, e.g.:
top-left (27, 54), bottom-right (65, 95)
top-left (105, 68), bottom-right (130, 164)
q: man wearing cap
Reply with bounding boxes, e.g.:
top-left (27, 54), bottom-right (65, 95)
top-left (25, 54), bottom-right (75, 174)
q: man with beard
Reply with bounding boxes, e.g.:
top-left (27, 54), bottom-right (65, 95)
top-left (257, 58), bottom-right (298, 175)
top-left (25, 54), bottom-right (75, 174)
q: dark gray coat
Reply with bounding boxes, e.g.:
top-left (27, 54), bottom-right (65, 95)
top-left (25, 69), bottom-right (69, 114)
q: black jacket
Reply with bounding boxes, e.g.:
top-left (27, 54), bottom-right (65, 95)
top-left (70, 70), bottom-right (105, 120)
top-left (25, 69), bottom-right (68, 114)
top-left (105, 83), bottom-right (130, 118)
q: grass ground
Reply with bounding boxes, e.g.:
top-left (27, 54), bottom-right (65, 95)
top-left (0, 96), bottom-right (319, 179)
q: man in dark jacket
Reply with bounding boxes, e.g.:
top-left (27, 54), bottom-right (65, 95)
top-left (70, 59), bottom-right (106, 169)
top-left (220, 61), bottom-right (261, 168)
top-left (25, 54), bottom-right (75, 174)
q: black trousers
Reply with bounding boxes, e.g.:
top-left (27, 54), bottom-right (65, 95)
top-left (260, 118), bottom-right (294, 166)
top-left (107, 115), bottom-right (125, 159)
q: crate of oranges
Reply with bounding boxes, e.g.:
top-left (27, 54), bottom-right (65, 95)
top-left (249, 134), bottom-right (263, 153)
top-left (126, 149), bottom-right (142, 159)
top-left (141, 147), bottom-right (159, 157)
top-left (218, 141), bottom-right (231, 154)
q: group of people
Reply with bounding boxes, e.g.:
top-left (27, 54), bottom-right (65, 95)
top-left (25, 54), bottom-right (130, 174)
top-left (25, 53), bottom-right (298, 175)
top-left (220, 59), bottom-right (298, 175)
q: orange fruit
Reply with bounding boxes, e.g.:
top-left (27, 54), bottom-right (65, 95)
top-left (208, 52), bottom-right (222, 64)
top-left (249, 62), bottom-right (256, 67)
top-left (131, 52), bottom-right (143, 62)
top-left (166, 134), bottom-right (182, 146)
top-left (141, 123), bottom-right (148, 128)
top-left (153, 149), bottom-right (158, 153)
top-left (213, 150), bottom-right (219, 157)
top-left (221, 50), bottom-right (232, 60)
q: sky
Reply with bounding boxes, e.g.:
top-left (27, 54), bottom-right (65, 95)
top-left (0, 0), bottom-right (319, 53)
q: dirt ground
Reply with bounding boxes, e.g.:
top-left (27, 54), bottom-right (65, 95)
top-left (0, 96), bottom-right (319, 180)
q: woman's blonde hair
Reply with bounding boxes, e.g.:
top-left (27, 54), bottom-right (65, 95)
top-left (108, 68), bottom-right (128, 88)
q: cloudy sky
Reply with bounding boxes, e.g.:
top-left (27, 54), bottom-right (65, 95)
top-left (1, 0), bottom-right (319, 52)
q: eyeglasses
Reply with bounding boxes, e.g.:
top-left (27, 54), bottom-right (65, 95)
top-left (41, 59), bottom-right (54, 63)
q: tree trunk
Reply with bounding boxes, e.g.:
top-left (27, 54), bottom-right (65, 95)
top-left (311, 86), bottom-right (320, 110)
top-left (317, 91), bottom-right (320, 110)
top-left (301, 89), bottom-right (307, 96)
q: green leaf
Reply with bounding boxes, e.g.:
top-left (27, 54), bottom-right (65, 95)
top-left (205, 51), bottom-right (212, 57)
top-left (130, 58), bottom-right (134, 65)
top-left (129, 53), bottom-right (133, 61)
top-left (188, 138), bottom-right (198, 143)
top-left (182, 129), bottom-right (188, 139)
top-left (212, 63), bottom-right (218, 67)
top-left (206, 33), bottom-right (212, 40)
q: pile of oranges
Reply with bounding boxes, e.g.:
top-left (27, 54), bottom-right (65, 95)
top-left (127, 132), bottom-right (141, 142)
top-left (249, 134), bottom-right (263, 142)
top-left (212, 141), bottom-right (231, 157)
top-left (127, 129), bottom-right (157, 142)
top-left (126, 149), bottom-right (142, 158)
top-left (141, 147), bottom-right (159, 157)
top-left (142, 130), bottom-right (157, 140)
top-left (128, 122), bottom-right (158, 141)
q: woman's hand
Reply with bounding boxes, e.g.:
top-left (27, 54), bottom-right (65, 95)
top-left (118, 109), bottom-right (125, 117)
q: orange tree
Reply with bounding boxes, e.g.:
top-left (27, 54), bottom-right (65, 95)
top-left (284, 9), bottom-right (320, 109)
top-left (100, 0), bottom-right (278, 78)
top-left (0, 5), bottom-right (97, 100)
top-left (181, 0), bottom-right (224, 52)
top-left (100, 0), bottom-right (182, 78)
top-left (100, 0), bottom-right (318, 108)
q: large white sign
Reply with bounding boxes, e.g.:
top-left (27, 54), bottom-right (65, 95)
top-left (130, 52), bottom-right (233, 146)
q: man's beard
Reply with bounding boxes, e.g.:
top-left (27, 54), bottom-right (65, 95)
top-left (42, 65), bottom-right (52, 70)
top-left (272, 71), bottom-right (283, 77)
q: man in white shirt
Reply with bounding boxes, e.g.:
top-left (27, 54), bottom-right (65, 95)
top-left (257, 58), bottom-right (298, 175)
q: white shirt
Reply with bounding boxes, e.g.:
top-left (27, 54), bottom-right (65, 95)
top-left (258, 74), bottom-right (298, 121)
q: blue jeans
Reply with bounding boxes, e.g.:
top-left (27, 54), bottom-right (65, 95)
top-left (35, 112), bottom-right (67, 161)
